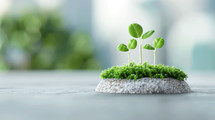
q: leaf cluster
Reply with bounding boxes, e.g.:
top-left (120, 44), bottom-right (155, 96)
top-left (143, 38), bottom-right (165, 50)
top-left (100, 62), bottom-right (188, 81)
top-left (118, 23), bottom-right (155, 52)
top-left (118, 39), bottom-right (137, 52)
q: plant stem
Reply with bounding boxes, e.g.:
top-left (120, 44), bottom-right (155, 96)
top-left (139, 39), bottom-right (143, 64)
top-left (128, 50), bottom-right (130, 64)
top-left (153, 49), bottom-right (156, 66)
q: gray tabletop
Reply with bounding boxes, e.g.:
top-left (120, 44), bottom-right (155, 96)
top-left (0, 71), bottom-right (214, 120)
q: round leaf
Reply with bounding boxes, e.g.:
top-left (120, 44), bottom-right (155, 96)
top-left (128, 39), bottom-right (137, 49)
top-left (153, 38), bottom-right (164, 48)
top-left (117, 44), bottom-right (129, 52)
top-left (143, 44), bottom-right (155, 50)
top-left (128, 23), bottom-right (143, 38)
top-left (142, 30), bottom-right (155, 39)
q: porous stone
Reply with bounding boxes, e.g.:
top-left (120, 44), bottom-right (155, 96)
top-left (95, 78), bottom-right (191, 94)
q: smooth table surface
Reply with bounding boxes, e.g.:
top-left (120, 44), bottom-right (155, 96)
top-left (0, 71), bottom-right (215, 120)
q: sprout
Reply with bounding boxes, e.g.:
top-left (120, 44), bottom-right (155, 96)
top-left (117, 39), bottom-right (137, 64)
top-left (118, 23), bottom-right (164, 66)
top-left (128, 23), bottom-right (143, 64)
top-left (128, 23), bottom-right (155, 64)
top-left (143, 37), bottom-right (165, 66)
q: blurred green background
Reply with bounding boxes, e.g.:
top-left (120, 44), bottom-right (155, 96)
top-left (0, 0), bottom-right (215, 71)
top-left (0, 11), bottom-right (100, 70)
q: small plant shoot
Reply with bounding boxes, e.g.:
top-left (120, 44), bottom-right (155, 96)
top-left (128, 23), bottom-right (155, 64)
top-left (117, 39), bottom-right (137, 64)
top-left (143, 37), bottom-right (165, 66)
top-left (110, 23), bottom-right (188, 81)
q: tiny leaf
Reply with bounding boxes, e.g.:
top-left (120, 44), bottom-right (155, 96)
top-left (153, 38), bottom-right (164, 48)
top-left (142, 30), bottom-right (155, 39)
top-left (117, 44), bottom-right (129, 52)
top-left (128, 23), bottom-right (143, 38)
top-left (143, 44), bottom-right (155, 50)
top-left (128, 39), bottom-right (137, 49)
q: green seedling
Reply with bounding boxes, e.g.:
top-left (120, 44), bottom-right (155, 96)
top-left (102, 23), bottom-right (188, 81)
top-left (128, 23), bottom-right (154, 64)
top-left (117, 39), bottom-right (137, 64)
top-left (143, 37), bottom-right (165, 66)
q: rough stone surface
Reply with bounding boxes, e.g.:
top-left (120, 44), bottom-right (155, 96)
top-left (95, 78), bottom-right (191, 94)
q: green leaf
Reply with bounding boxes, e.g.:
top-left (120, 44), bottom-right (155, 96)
top-left (128, 39), bottom-right (137, 49)
top-left (117, 44), bottom-right (129, 52)
top-left (143, 44), bottom-right (155, 50)
top-left (142, 30), bottom-right (155, 39)
top-left (153, 38), bottom-right (164, 48)
top-left (128, 23), bottom-right (143, 38)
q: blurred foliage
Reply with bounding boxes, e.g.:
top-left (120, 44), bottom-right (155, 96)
top-left (0, 11), bottom-right (100, 70)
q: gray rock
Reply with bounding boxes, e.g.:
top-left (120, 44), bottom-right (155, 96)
top-left (95, 78), bottom-right (191, 94)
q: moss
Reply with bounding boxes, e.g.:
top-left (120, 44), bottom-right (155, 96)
top-left (100, 62), bottom-right (188, 81)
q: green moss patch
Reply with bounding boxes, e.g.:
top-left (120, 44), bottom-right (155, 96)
top-left (100, 62), bottom-right (188, 81)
